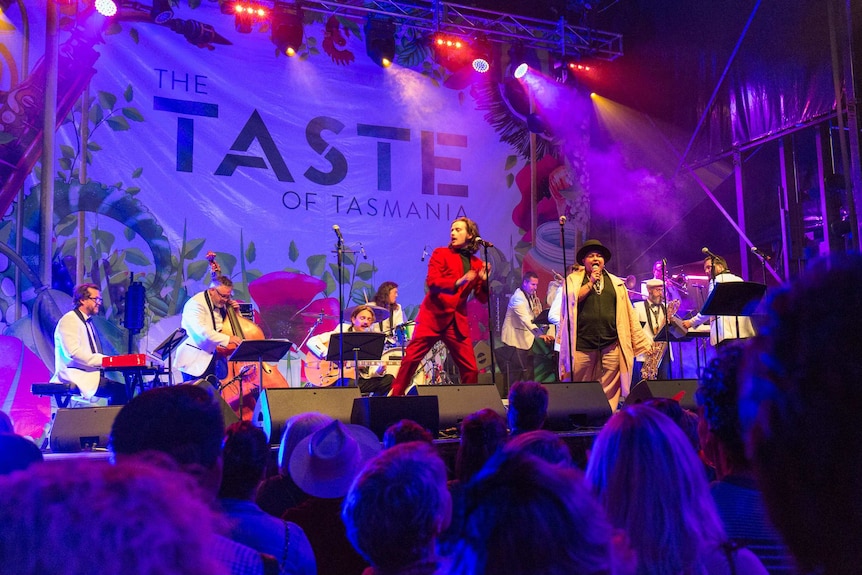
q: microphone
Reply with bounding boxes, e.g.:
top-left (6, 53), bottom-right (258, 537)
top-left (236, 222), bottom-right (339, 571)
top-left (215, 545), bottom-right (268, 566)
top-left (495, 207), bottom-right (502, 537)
top-left (359, 242), bottom-right (367, 260)
top-left (559, 215), bottom-right (567, 225)
top-left (751, 246), bottom-right (771, 261)
top-left (701, 247), bottom-right (719, 259)
top-left (592, 262), bottom-right (600, 270)
top-left (421, 245), bottom-right (429, 262)
top-left (475, 237), bottom-right (494, 248)
top-left (333, 224), bottom-right (344, 243)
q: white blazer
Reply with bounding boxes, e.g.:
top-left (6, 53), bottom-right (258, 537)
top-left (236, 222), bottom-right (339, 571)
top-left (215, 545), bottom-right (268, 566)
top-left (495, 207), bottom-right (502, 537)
top-left (501, 288), bottom-right (545, 350)
top-left (50, 309), bottom-right (105, 400)
top-left (174, 290), bottom-right (232, 377)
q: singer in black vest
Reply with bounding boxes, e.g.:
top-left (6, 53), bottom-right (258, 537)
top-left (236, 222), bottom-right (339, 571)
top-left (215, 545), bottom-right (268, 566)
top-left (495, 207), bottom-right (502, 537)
top-left (557, 240), bottom-right (650, 411)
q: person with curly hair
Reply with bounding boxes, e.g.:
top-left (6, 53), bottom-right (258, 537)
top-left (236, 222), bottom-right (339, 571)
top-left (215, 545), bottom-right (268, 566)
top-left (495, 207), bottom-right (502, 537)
top-left (696, 345), bottom-right (794, 574)
top-left (390, 217), bottom-right (490, 395)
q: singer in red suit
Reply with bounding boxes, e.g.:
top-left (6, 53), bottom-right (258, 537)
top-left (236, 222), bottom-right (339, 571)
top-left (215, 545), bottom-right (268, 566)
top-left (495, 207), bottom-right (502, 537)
top-left (390, 217), bottom-right (491, 395)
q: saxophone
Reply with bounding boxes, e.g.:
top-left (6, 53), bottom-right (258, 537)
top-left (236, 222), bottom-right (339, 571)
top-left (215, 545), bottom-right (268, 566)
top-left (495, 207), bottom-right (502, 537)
top-left (640, 299), bottom-right (681, 381)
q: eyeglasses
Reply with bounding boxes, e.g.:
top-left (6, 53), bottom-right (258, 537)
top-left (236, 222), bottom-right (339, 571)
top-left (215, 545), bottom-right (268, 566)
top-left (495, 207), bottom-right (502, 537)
top-left (215, 290), bottom-right (233, 299)
top-left (88, 296), bottom-right (103, 303)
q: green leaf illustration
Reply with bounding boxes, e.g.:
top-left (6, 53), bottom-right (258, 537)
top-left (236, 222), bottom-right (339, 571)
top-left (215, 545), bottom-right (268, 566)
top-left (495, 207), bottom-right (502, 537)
top-left (289, 240), bottom-right (299, 262)
top-left (98, 91), bottom-right (117, 111)
top-left (246, 241), bottom-right (256, 264)
top-left (307, 254), bottom-right (327, 277)
top-left (106, 116), bottom-right (130, 131)
top-left (122, 107), bottom-right (144, 122)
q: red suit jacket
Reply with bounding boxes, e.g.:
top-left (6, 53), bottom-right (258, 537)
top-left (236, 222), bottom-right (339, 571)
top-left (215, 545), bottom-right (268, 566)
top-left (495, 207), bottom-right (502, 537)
top-left (416, 246), bottom-right (489, 336)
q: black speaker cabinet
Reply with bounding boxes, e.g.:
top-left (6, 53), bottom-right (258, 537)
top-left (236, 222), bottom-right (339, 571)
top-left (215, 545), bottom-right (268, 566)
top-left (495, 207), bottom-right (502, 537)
top-left (415, 384), bottom-right (505, 432)
top-left (191, 379), bottom-right (240, 428)
top-left (50, 406), bottom-right (123, 453)
top-left (543, 382), bottom-right (613, 430)
top-left (252, 387), bottom-right (361, 444)
top-left (627, 379), bottom-right (699, 410)
top-left (351, 395), bottom-right (440, 439)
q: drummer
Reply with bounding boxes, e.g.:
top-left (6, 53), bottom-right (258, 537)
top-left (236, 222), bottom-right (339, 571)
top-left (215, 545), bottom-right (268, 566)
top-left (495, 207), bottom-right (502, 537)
top-left (372, 281), bottom-right (406, 346)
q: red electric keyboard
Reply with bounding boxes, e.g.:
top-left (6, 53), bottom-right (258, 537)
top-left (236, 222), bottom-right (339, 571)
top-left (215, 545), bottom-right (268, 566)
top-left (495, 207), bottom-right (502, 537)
top-left (102, 354), bottom-right (148, 368)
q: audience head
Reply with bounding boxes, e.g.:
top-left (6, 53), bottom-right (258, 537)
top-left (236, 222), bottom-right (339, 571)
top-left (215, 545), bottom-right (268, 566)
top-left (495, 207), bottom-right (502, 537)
top-left (0, 433), bottom-right (43, 476)
top-left (696, 343), bottom-right (749, 478)
top-left (383, 418), bottom-right (434, 449)
top-left (0, 458), bottom-right (226, 575)
top-left (110, 385), bottom-right (225, 494)
top-left (501, 430), bottom-right (572, 467)
top-left (277, 411), bottom-right (334, 474)
top-left (641, 397), bottom-right (700, 451)
top-left (455, 408), bottom-right (508, 483)
top-left (450, 449), bottom-right (614, 575)
top-left (343, 442), bottom-right (451, 570)
top-left (0, 410), bottom-right (13, 433)
top-left (586, 405), bottom-right (726, 575)
top-left (507, 381), bottom-right (549, 435)
top-left (289, 420), bottom-right (381, 499)
top-left (741, 253), bottom-right (862, 575)
top-left (218, 421), bottom-right (269, 500)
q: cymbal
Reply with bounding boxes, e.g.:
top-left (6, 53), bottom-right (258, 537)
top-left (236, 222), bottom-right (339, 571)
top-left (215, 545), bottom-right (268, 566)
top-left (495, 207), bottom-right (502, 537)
top-left (346, 304), bottom-right (390, 323)
top-left (301, 311), bottom-right (339, 320)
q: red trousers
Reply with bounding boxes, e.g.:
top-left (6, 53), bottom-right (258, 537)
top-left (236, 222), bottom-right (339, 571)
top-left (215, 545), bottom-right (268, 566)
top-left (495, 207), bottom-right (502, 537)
top-left (390, 320), bottom-right (478, 395)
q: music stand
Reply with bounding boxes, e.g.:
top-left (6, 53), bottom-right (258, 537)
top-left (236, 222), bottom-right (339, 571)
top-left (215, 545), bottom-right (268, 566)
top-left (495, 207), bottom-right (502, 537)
top-left (229, 339), bottom-right (294, 419)
top-left (700, 281), bottom-right (766, 341)
top-left (325, 332), bottom-right (386, 388)
top-left (153, 328), bottom-right (187, 386)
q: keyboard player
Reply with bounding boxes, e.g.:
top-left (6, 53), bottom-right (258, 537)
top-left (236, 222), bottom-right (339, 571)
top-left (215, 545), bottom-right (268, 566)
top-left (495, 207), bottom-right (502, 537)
top-left (50, 283), bottom-right (128, 405)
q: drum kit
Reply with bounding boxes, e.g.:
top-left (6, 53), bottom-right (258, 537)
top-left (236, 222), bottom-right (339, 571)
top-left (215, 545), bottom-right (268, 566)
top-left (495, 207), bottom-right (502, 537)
top-left (299, 304), bottom-right (450, 386)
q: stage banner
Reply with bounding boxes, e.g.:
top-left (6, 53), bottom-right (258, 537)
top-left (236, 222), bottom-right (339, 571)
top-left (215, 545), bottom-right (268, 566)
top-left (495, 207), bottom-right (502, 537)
top-left (2, 2), bottom-right (594, 435)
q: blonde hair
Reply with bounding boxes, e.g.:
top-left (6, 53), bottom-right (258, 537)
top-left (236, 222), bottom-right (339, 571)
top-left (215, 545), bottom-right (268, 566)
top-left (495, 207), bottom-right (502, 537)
top-left (586, 405), bottom-right (726, 575)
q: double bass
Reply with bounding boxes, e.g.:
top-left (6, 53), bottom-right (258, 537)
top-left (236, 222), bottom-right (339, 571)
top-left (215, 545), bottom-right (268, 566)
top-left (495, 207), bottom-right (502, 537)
top-left (206, 252), bottom-right (288, 419)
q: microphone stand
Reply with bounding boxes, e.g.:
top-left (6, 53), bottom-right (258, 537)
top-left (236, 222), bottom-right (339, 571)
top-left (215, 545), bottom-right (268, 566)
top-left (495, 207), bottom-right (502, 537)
top-left (560, 222), bottom-right (574, 383)
top-left (336, 236), bottom-right (345, 386)
top-left (480, 241), bottom-right (497, 385)
top-left (661, 259), bottom-right (671, 378)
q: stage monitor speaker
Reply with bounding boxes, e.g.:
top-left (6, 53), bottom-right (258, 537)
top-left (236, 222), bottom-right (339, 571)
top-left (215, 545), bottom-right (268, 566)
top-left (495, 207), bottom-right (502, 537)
top-left (351, 396), bottom-right (440, 439)
top-left (50, 406), bottom-right (123, 453)
top-left (253, 387), bottom-right (361, 444)
top-left (543, 382), bottom-right (612, 430)
top-left (627, 379), bottom-right (699, 410)
top-left (191, 379), bottom-right (240, 428)
top-left (415, 384), bottom-right (505, 433)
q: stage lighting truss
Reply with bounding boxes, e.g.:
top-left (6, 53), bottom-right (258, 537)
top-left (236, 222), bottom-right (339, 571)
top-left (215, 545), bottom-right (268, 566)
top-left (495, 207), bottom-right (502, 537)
top-left (552, 55), bottom-right (593, 84)
top-left (365, 17), bottom-right (396, 67)
top-left (271, 2), bottom-right (304, 55)
top-left (297, 0), bottom-right (622, 62)
top-left (233, 1), bottom-right (268, 34)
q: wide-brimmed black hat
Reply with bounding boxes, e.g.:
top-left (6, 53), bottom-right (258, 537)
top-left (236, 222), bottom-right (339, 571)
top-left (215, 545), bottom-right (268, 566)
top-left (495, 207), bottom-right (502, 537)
top-left (576, 239), bottom-right (612, 264)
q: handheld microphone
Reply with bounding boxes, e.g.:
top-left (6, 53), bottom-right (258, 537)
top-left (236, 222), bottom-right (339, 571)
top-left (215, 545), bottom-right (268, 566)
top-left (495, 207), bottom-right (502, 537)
top-left (332, 225), bottom-right (344, 243)
top-left (475, 237), bottom-right (495, 248)
top-left (359, 242), bottom-right (367, 260)
top-left (751, 246), bottom-right (771, 261)
top-left (592, 262), bottom-right (600, 270)
top-left (559, 215), bottom-right (567, 225)
top-left (701, 247), bottom-right (718, 258)
top-left (421, 246), bottom-right (428, 262)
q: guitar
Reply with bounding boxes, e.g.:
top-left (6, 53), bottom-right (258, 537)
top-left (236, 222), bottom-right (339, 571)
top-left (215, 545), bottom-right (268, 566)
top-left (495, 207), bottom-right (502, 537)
top-left (304, 351), bottom-right (401, 387)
